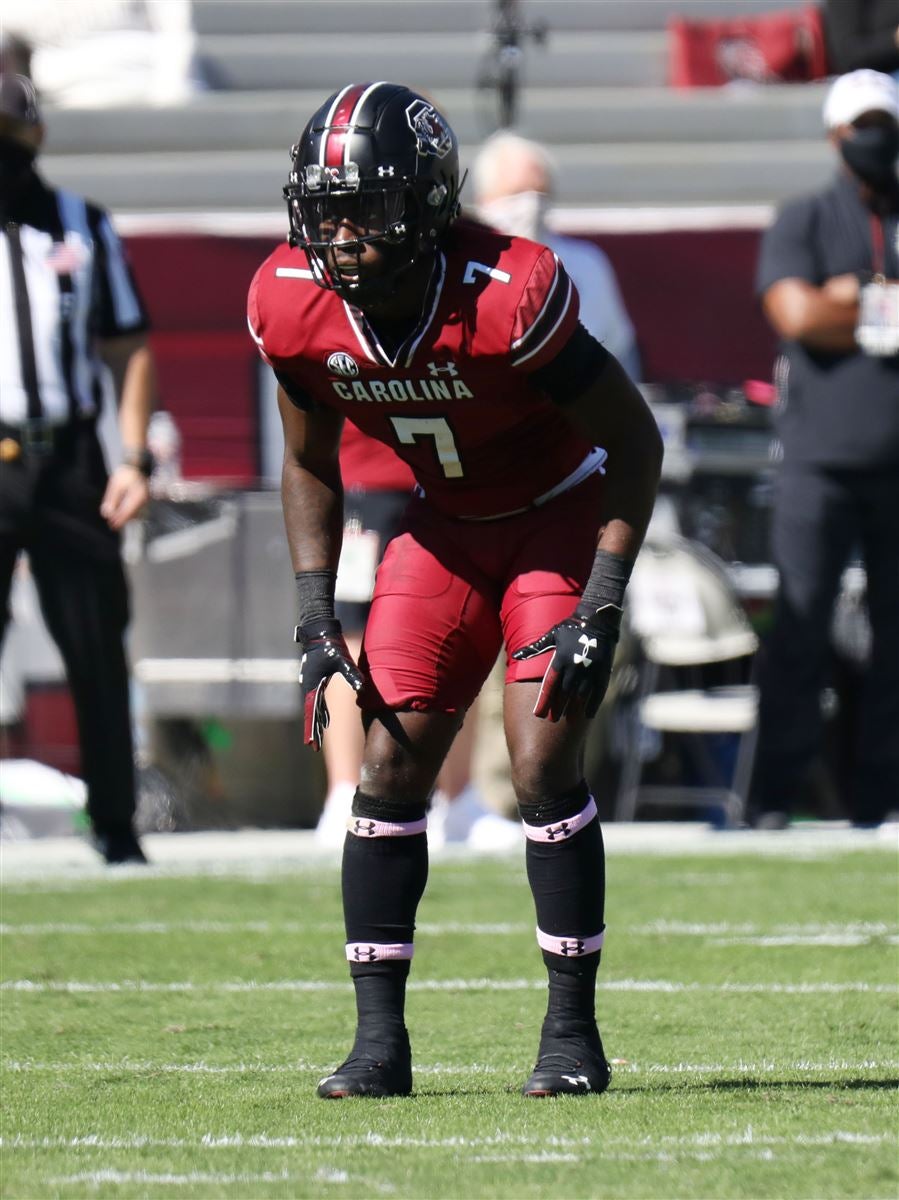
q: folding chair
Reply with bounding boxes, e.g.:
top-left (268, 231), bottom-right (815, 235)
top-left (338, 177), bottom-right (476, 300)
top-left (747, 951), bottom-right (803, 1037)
top-left (613, 538), bottom-right (759, 826)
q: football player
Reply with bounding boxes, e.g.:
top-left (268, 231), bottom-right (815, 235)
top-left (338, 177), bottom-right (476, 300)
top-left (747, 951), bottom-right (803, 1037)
top-left (247, 82), bottom-right (663, 1099)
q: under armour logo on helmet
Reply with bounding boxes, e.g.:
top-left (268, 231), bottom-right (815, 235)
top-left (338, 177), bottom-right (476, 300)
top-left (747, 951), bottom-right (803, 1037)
top-left (573, 634), bottom-right (598, 667)
top-left (353, 819), bottom-right (377, 837)
top-left (353, 945), bottom-right (378, 961)
top-left (546, 821), bottom-right (571, 841)
top-left (377, 165), bottom-right (395, 177)
top-left (559, 938), bottom-right (585, 956)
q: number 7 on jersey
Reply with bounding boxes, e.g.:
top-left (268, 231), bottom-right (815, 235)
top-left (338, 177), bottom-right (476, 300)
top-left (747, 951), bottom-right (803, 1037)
top-left (388, 416), bottom-right (464, 478)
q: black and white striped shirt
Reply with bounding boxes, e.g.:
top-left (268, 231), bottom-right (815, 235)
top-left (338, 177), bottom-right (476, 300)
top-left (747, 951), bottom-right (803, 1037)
top-left (1, 171), bottom-right (148, 427)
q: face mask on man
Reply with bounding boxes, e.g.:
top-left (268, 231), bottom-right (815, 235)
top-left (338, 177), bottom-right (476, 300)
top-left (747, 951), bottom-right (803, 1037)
top-left (479, 190), bottom-right (550, 242)
top-left (0, 138), bottom-right (36, 200)
top-left (839, 123), bottom-right (899, 189)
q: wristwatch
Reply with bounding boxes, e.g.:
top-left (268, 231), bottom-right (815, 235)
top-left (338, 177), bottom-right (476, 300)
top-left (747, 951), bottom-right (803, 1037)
top-left (123, 447), bottom-right (155, 477)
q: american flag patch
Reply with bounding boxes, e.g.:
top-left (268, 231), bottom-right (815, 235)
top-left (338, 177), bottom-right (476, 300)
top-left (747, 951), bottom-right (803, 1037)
top-left (46, 242), bottom-right (86, 275)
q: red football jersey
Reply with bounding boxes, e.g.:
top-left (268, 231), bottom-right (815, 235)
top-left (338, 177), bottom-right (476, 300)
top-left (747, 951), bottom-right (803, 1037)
top-left (340, 420), bottom-right (415, 493)
top-left (248, 218), bottom-right (592, 519)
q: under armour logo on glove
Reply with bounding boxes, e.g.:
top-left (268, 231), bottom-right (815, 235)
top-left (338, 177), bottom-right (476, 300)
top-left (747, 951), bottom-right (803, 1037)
top-left (512, 604), bottom-right (621, 722)
top-left (294, 619), bottom-right (364, 751)
top-left (573, 634), bottom-right (598, 667)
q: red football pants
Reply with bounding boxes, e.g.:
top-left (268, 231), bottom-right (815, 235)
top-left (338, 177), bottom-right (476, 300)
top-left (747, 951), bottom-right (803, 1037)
top-left (359, 472), bottom-right (603, 713)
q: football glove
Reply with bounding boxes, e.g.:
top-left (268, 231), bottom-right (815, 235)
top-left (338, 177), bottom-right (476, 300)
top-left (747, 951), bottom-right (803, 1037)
top-left (512, 604), bottom-right (621, 722)
top-left (294, 619), bottom-right (364, 750)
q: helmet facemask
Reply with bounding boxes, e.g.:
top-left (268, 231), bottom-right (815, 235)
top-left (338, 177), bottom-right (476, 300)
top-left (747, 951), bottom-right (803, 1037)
top-left (285, 161), bottom-right (449, 305)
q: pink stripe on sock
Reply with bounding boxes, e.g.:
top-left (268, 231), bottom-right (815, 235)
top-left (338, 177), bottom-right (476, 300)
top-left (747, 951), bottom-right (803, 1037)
top-left (536, 927), bottom-right (605, 957)
top-left (346, 816), bottom-right (428, 838)
top-left (345, 942), bottom-right (415, 963)
top-left (522, 796), bottom-right (598, 843)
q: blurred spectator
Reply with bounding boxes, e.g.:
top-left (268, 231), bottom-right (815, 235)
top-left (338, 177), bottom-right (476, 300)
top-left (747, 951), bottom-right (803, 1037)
top-left (0, 74), bottom-right (158, 862)
top-left (473, 131), bottom-right (642, 382)
top-left (315, 421), bottom-right (521, 852)
top-left (4, 0), bottom-right (207, 107)
top-left (750, 69), bottom-right (899, 827)
top-left (823, 0), bottom-right (899, 76)
top-left (0, 32), bottom-right (33, 80)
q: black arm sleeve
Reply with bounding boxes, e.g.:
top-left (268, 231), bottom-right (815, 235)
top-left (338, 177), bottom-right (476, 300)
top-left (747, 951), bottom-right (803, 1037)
top-left (530, 321), bottom-right (611, 406)
top-left (275, 369), bottom-right (317, 411)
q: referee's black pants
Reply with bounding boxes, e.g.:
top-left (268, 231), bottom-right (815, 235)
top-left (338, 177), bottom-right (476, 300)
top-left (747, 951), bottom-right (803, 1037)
top-left (752, 462), bottom-right (899, 822)
top-left (0, 424), bottom-right (136, 835)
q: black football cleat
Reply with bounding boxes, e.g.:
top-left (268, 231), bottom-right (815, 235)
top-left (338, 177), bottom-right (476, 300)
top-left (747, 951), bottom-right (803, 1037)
top-left (317, 1037), bottom-right (412, 1099)
top-left (522, 1032), bottom-right (612, 1097)
top-left (92, 829), bottom-right (148, 865)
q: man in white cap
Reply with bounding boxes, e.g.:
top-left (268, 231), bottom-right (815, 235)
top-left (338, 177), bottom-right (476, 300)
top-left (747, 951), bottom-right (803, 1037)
top-left (750, 70), bottom-right (899, 827)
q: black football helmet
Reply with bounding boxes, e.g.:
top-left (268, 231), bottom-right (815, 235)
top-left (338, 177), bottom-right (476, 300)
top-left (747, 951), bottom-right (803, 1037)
top-left (284, 82), bottom-right (463, 303)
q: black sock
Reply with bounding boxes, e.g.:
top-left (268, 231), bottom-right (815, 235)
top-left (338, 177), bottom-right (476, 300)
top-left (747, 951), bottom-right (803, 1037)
top-left (540, 951), bottom-right (601, 1040)
top-left (524, 811), bottom-right (605, 937)
top-left (341, 800), bottom-right (428, 1041)
top-left (348, 961), bottom-right (410, 1047)
top-left (522, 784), bottom-right (605, 1041)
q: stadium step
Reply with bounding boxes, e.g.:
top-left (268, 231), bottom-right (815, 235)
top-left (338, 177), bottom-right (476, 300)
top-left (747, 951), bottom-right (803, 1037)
top-left (190, 0), bottom-right (808, 36)
top-left (194, 30), bottom-right (669, 92)
top-left (42, 86), bottom-right (829, 156)
top-left (40, 140), bottom-right (832, 212)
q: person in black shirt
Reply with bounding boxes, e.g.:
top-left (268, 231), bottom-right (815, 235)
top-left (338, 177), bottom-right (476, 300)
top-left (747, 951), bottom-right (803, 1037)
top-left (0, 75), bottom-right (157, 863)
top-left (823, 0), bottom-right (899, 76)
top-left (751, 69), bottom-right (899, 826)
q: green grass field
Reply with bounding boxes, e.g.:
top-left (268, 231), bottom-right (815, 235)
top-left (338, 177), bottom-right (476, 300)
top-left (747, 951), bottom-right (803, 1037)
top-left (1, 838), bottom-right (897, 1199)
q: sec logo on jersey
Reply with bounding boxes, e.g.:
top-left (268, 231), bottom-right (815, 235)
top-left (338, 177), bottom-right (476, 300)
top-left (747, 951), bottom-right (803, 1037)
top-left (327, 352), bottom-right (359, 378)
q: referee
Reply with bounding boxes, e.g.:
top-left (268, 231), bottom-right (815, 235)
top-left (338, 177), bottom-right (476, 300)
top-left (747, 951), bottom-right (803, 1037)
top-left (0, 75), bottom-right (156, 863)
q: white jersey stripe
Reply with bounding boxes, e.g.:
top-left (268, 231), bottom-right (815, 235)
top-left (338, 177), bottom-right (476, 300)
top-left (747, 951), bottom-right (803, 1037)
top-left (511, 276), bottom-right (574, 368)
top-left (404, 252), bottom-right (446, 367)
top-left (342, 304), bottom-right (381, 364)
top-left (510, 252), bottom-right (562, 352)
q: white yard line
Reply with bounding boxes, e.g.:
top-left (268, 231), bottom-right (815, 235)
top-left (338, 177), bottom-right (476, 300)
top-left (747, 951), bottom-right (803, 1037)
top-left (632, 921), bottom-right (897, 936)
top-left (50, 1170), bottom-right (296, 1187)
top-left (1, 822), bottom-right (896, 885)
top-left (713, 935), bottom-right (899, 946)
top-left (5, 1058), bottom-right (897, 1077)
top-left (4, 1133), bottom-right (587, 1149)
top-left (3, 919), bottom-right (896, 940)
top-left (2, 978), bottom-right (895, 995)
top-left (6, 1129), bottom-right (895, 1152)
top-left (0, 920), bottom-right (527, 936)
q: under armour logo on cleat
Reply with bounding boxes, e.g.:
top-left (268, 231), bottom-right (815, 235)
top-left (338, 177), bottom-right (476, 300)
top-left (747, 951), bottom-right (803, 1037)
top-left (561, 1073), bottom-right (591, 1090)
top-left (573, 634), bottom-right (598, 667)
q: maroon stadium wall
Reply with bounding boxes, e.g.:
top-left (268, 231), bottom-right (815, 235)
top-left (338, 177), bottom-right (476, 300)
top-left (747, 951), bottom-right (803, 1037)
top-left (125, 228), bottom-right (777, 482)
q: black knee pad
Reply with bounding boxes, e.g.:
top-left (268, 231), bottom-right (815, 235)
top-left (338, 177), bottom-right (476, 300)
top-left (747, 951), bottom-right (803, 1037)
top-left (352, 789), bottom-right (428, 825)
top-left (518, 779), bottom-right (592, 831)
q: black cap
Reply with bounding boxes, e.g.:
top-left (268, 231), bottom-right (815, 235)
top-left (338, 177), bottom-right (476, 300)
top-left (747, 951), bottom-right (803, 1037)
top-left (0, 74), bottom-right (42, 149)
